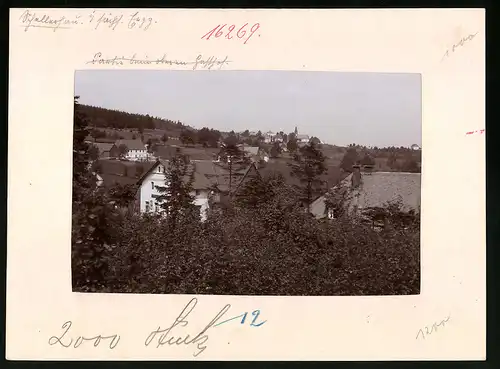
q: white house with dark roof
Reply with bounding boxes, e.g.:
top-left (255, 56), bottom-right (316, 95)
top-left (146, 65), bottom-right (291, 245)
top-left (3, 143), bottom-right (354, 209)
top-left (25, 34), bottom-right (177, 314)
top-left (135, 159), bottom-right (213, 221)
top-left (310, 164), bottom-right (421, 220)
top-left (111, 139), bottom-right (148, 161)
top-left (135, 158), bottom-right (260, 221)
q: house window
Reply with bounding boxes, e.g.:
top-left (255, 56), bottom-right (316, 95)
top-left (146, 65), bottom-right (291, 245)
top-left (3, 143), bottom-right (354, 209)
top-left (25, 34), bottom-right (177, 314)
top-left (327, 209), bottom-right (335, 219)
top-left (151, 181), bottom-right (155, 189)
top-left (145, 201), bottom-right (150, 212)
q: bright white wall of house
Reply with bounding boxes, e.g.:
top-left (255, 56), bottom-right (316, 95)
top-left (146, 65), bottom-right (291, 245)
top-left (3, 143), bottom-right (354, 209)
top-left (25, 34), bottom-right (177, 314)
top-left (139, 164), bottom-right (210, 221)
top-left (127, 149), bottom-right (148, 161)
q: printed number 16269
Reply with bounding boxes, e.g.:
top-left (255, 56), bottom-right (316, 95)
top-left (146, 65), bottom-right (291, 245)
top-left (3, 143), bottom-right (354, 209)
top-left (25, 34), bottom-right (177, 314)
top-left (201, 23), bottom-right (260, 45)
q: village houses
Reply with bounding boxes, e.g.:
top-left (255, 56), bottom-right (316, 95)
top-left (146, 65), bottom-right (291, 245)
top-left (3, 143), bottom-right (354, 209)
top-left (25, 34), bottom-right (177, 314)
top-left (133, 158), bottom-right (260, 222)
top-left (109, 139), bottom-right (149, 161)
top-left (310, 163), bottom-right (421, 226)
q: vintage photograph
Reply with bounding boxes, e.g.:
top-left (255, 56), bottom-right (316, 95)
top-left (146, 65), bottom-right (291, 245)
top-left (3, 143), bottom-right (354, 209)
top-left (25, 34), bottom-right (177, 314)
top-left (72, 70), bottom-right (422, 296)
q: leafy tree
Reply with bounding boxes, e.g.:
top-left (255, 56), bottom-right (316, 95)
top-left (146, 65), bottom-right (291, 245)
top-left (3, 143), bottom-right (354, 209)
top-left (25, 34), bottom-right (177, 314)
top-left (387, 152), bottom-right (399, 170)
top-left (234, 172), bottom-right (285, 209)
top-left (363, 197), bottom-right (420, 232)
top-left (180, 129), bottom-right (196, 146)
top-left (309, 136), bottom-right (321, 145)
top-left (287, 137), bottom-right (298, 153)
top-left (155, 153), bottom-right (197, 231)
top-left (288, 142), bottom-right (327, 211)
top-left (72, 97), bottom-right (93, 202)
top-left (270, 142), bottom-right (281, 158)
top-left (360, 153), bottom-right (375, 166)
top-left (256, 130), bottom-right (264, 142)
top-left (197, 127), bottom-right (221, 148)
top-left (323, 181), bottom-right (353, 219)
top-left (108, 184), bottom-right (138, 210)
top-left (161, 133), bottom-right (168, 144)
top-left (242, 129), bottom-right (250, 137)
top-left (135, 165), bottom-right (144, 178)
top-left (72, 97), bottom-right (121, 292)
top-left (88, 145), bottom-right (100, 161)
top-left (219, 140), bottom-right (247, 194)
top-left (94, 162), bottom-right (103, 174)
top-left (90, 129), bottom-right (107, 139)
top-left (340, 147), bottom-right (359, 172)
top-left (118, 144), bottom-right (128, 158)
top-left (401, 158), bottom-right (420, 173)
top-left (146, 138), bottom-right (159, 153)
top-left (132, 134), bottom-right (137, 139)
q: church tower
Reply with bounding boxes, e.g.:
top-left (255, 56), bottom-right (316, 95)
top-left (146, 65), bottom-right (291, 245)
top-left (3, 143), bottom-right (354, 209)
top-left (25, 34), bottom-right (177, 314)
top-left (294, 126), bottom-right (298, 135)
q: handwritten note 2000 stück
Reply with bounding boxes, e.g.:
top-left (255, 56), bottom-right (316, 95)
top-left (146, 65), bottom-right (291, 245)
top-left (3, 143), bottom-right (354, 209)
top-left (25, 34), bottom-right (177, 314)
top-left (48, 298), bottom-right (266, 357)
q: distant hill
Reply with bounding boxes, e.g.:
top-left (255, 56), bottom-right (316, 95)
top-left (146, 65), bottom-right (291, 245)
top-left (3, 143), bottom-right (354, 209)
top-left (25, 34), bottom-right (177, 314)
top-left (80, 104), bottom-right (190, 133)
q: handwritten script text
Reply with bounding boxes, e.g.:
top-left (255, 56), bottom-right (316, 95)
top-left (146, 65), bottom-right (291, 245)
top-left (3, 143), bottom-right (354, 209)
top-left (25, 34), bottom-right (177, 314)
top-left (19, 9), bottom-right (157, 32)
top-left (48, 321), bottom-right (121, 349)
top-left (144, 298), bottom-right (230, 357)
top-left (48, 299), bottom-right (266, 357)
top-left (86, 52), bottom-right (231, 70)
top-left (416, 315), bottom-right (451, 340)
top-left (442, 32), bottom-right (478, 61)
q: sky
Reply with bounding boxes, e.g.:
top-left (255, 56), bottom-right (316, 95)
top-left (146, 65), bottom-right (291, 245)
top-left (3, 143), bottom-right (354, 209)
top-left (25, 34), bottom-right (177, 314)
top-left (75, 70), bottom-right (421, 147)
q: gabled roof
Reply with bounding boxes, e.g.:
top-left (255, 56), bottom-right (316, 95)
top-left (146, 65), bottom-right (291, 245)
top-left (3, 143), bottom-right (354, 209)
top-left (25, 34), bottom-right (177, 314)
top-left (297, 134), bottom-right (310, 140)
top-left (95, 159), bottom-right (154, 179)
top-left (99, 173), bottom-right (140, 187)
top-left (233, 162), bottom-right (261, 193)
top-left (350, 172), bottom-right (421, 211)
top-left (240, 145), bottom-right (259, 156)
top-left (114, 139), bottom-right (146, 150)
top-left (92, 142), bottom-right (114, 153)
top-left (258, 159), bottom-right (343, 189)
top-left (310, 171), bottom-right (421, 219)
top-left (136, 158), bottom-right (214, 190)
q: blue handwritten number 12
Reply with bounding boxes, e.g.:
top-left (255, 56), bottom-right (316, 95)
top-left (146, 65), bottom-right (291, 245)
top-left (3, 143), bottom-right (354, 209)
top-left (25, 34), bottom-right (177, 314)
top-left (215, 310), bottom-right (266, 327)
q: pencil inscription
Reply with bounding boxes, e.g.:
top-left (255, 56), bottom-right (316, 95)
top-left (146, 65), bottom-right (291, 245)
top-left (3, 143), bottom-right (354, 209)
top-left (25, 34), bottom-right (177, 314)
top-left (48, 321), bottom-right (121, 349)
top-left (442, 32), bottom-right (478, 61)
top-left (86, 52), bottom-right (231, 70)
top-left (19, 9), bottom-right (158, 32)
top-left (416, 315), bottom-right (450, 340)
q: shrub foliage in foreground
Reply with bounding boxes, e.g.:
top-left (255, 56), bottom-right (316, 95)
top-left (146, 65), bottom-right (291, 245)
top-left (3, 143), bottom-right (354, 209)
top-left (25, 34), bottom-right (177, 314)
top-left (73, 179), bottom-right (420, 295)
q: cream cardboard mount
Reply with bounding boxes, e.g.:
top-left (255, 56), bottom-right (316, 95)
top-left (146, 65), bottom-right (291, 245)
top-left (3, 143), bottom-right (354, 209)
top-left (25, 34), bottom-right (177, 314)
top-left (7, 8), bottom-right (485, 361)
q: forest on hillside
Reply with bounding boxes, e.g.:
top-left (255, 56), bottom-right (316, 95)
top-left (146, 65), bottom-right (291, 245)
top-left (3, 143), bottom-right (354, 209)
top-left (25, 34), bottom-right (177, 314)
top-left (82, 102), bottom-right (421, 173)
top-left (80, 104), bottom-right (188, 132)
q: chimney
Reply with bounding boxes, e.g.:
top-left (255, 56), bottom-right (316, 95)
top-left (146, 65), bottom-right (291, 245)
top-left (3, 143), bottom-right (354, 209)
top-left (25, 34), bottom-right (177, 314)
top-left (351, 164), bottom-right (361, 188)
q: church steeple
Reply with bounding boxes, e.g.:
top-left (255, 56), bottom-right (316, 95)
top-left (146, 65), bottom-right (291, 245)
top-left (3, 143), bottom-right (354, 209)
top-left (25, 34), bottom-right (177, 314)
top-left (294, 126), bottom-right (298, 135)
